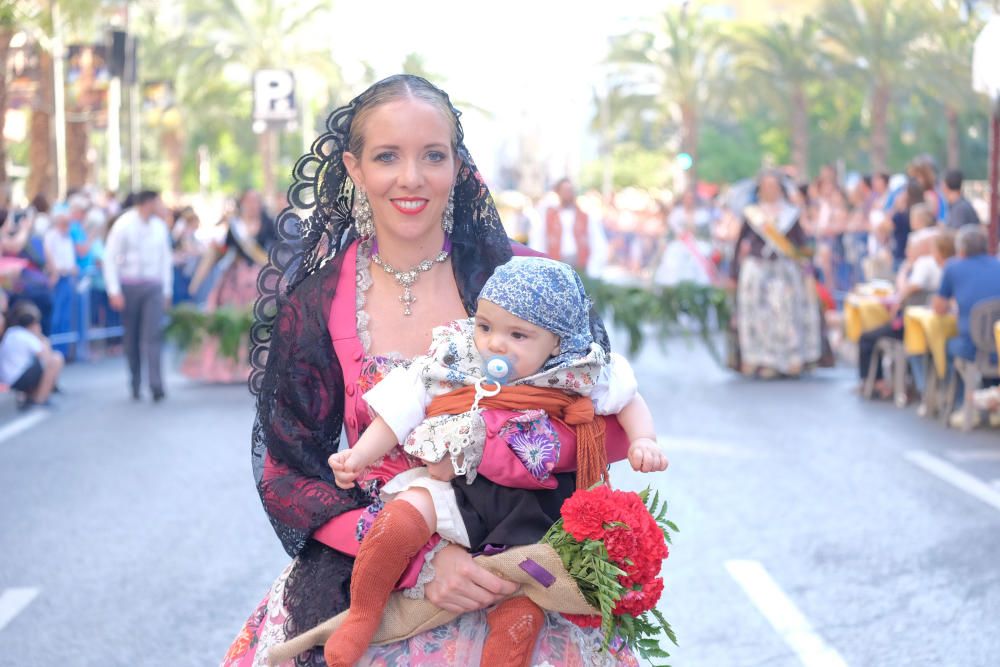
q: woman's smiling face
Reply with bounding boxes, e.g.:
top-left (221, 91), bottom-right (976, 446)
top-left (343, 98), bottom-right (458, 245)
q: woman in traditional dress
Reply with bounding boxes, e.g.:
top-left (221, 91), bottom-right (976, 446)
top-left (181, 190), bottom-right (274, 383)
top-left (728, 170), bottom-right (823, 378)
top-left (654, 189), bottom-right (717, 287)
top-left (222, 75), bottom-right (639, 666)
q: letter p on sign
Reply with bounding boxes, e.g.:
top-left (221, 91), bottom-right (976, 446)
top-left (253, 69), bottom-right (297, 123)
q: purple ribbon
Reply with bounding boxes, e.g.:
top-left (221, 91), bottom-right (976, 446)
top-left (519, 558), bottom-right (556, 588)
top-left (479, 544), bottom-right (508, 557)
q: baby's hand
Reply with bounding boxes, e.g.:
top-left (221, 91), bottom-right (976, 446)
top-left (628, 437), bottom-right (669, 473)
top-left (328, 451), bottom-right (360, 489)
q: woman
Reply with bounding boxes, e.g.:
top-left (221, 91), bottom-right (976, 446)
top-left (728, 170), bottom-right (823, 378)
top-left (170, 206), bottom-right (204, 305)
top-left (223, 75), bottom-right (638, 666)
top-left (654, 190), bottom-right (716, 287)
top-left (182, 190), bottom-right (274, 382)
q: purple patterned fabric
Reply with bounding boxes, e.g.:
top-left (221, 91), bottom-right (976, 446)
top-left (499, 409), bottom-right (561, 482)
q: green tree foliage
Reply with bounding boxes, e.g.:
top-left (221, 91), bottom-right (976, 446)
top-left (816, 0), bottom-right (933, 172)
top-left (595, 0), bottom-right (991, 188)
top-left (607, 5), bottom-right (729, 181)
top-left (580, 143), bottom-right (671, 192)
top-left (731, 17), bottom-right (822, 179)
top-left (129, 0), bottom-right (338, 197)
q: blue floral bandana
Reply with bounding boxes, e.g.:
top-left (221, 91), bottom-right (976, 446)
top-left (478, 257), bottom-right (594, 370)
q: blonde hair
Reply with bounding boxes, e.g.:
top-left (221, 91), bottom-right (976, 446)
top-left (347, 75), bottom-right (459, 158)
top-left (933, 230), bottom-right (956, 260)
top-left (909, 203), bottom-right (935, 231)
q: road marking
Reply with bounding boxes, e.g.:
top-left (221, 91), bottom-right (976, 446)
top-left (725, 560), bottom-right (848, 667)
top-left (0, 588), bottom-right (39, 632)
top-left (0, 411), bottom-right (49, 445)
top-left (945, 448), bottom-right (1000, 463)
top-left (905, 450), bottom-right (1000, 513)
top-left (657, 435), bottom-right (759, 459)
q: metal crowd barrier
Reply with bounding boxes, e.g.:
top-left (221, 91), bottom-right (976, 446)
top-left (47, 286), bottom-right (124, 362)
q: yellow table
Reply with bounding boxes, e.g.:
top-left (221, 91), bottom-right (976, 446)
top-left (995, 321), bottom-right (1000, 373)
top-left (844, 294), bottom-right (892, 343)
top-left (903, 306), bottom-right (958, 379)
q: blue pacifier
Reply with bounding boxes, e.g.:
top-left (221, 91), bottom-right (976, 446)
top-left (484, 355), bottom-right (514, 385)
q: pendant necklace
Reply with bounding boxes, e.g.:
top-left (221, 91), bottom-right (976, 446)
top-left (370, 237), bottom-right (452, 316)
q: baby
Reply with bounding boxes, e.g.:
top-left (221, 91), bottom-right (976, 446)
top-left (324, 257), bottom-right (666, 667)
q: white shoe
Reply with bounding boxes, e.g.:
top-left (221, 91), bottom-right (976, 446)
top-left (989, 412), bottom-right (1000, 429)
top-left (949, 409), bottom-right (982, 430)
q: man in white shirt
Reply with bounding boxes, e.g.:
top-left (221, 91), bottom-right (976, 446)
top-left (103, 190), bottom-right (173, 401)
top-left (43, 203), bottom-right (79, 355)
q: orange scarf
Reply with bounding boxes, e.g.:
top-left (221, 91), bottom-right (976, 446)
top-left (426, 384), bottom-right (608, 490)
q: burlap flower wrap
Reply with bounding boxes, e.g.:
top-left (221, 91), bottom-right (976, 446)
top-left (266, 544), bottom-right (598, 665)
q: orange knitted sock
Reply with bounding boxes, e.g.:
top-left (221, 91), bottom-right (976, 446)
top-left (482, 597), bottom-right (545, 667)
top-left (324, 500), bottom-right (433, 667)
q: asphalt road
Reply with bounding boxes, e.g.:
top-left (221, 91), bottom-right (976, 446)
top-left (1, 339), bottom-right (997, 667)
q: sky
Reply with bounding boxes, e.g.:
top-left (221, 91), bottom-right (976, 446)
top-left (324, 0), bottom-right (673, 191)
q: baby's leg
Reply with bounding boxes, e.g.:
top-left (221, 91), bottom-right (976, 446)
top-left (483, 597), bottom-right (545, 667)
top-left (394, 487), bottom-right (437, 528)
top-left (324, 491), bottom-right (434, 667)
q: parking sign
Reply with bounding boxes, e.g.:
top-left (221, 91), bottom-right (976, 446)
top-left (253, 69), bottom-right (297, 123)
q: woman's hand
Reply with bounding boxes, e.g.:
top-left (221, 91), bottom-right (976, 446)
top-left (423, 544), bottom-right (517, 614)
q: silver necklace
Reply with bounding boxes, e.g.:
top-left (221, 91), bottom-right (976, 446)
top-left (370, 238), bottom-right (452, 316)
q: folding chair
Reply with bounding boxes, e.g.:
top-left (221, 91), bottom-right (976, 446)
top-left (941, 298), bottom-right (1000, 431)
top-left (862, 290), bottom-right (931, 407)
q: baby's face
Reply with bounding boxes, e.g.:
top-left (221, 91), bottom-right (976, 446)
top-left (474, 299), bottom-right (560, 381)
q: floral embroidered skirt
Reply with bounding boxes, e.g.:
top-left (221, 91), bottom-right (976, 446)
top-left (736, 256), bottom-right (822, 374)
top-left (222, 560), bottom-right (639, 667)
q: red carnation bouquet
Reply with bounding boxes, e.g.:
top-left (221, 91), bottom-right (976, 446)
top-left (541, 484), bottom-right (678, 664)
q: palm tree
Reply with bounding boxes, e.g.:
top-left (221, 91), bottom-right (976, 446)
top-left (182, 0), bottom-right (338, 203)
top-left (732, 17), bottom-right (821, 180)
top-left (16, 0), bottom-right (95, 200)
top-left (820, 0), bottom-right (930, 172)
top-left (0, 1), bottom-right (17, 184)
top-left (913, 0), bottom-right (984, 169)
top-left (607, 5), bottom-right (727, 181)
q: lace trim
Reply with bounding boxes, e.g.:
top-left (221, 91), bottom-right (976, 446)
top-left (454, 412), bottom-right (486, 483)
top-left (402, 538), bottom-right (451, 600)
top-left (355, 238), bottom-right (374, 353)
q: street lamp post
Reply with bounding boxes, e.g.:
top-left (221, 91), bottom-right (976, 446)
top-left (973, 16), bottom-right (1000, 254)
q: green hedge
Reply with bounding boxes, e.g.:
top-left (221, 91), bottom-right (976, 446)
top-left (581, 276), bottom-right (731, 362)
top-left (164, 305), bottom-right (253, 361)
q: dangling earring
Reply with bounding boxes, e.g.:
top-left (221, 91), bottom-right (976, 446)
top-left (441, 188), bottom-right (455, 234)
top-left (353, 188), bottom-right (374, 238)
